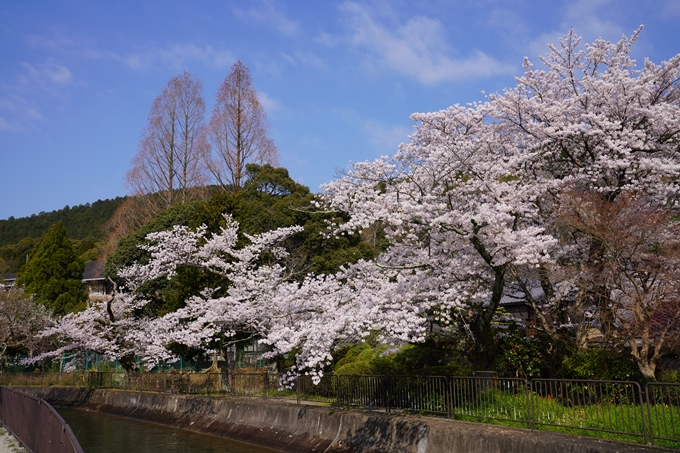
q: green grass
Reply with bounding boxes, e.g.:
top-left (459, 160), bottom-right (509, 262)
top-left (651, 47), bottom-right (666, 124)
top-left (449, 388), bottom-right (680, 448)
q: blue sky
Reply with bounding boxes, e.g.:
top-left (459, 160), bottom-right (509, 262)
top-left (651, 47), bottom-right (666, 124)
top-left (1, 0), bottom-right (679, 220)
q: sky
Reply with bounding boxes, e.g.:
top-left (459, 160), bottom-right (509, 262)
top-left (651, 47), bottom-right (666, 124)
top-left (1, 0), bottom-right (679, 220)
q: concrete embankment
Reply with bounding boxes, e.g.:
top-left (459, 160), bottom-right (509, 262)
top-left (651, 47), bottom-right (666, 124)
top-left (15, 386), bottom-right (658, 453)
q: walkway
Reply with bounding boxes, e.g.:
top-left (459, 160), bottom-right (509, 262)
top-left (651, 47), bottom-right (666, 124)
top-left (0, 428), bottom-right (27, 453)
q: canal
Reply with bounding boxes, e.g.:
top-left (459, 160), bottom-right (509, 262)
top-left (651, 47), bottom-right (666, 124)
top-left (58, 407), bottom-right (282, 453)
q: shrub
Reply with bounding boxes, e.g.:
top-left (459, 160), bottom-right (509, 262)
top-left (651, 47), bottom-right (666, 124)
top-left (559, 349), bottom-right (642, 381)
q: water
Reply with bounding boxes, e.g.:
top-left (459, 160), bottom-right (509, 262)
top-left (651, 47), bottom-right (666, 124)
top-left (58, 407), bottom-right (281, 453)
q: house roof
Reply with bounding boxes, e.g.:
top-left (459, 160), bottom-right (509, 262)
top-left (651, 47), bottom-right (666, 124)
top-left (649, 300), bottom-right (680, 338)
top-left (499, 284), bottom-right (545, 306)
top-left (82, 260), bottom-right (105, 281)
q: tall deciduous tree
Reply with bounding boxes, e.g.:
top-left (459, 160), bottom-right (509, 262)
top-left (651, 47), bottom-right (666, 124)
top-left (16, 222), bottom-right (88, 314)
top-left (127, 71), bottom-right (208, 215)
top-left (206, 61), bottom-right (279, 192)
top-left (557, 192), bottom-right (680, 379)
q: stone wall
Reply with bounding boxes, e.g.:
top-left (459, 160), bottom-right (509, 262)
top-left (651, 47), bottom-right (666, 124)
top-left (15, 387), bottom-right (657, 453)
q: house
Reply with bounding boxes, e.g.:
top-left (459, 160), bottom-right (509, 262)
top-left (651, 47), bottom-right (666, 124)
top-left (82, 260), bottom-right (113, 298)
top-left (499, 285), bottom-right (543, 337)
top-left (0, 273), bottom-right (16, 292)
top-left (1, 260), bottom-right (112, 298)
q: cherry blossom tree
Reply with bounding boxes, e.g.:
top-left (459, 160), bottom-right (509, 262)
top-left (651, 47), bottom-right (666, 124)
top-left (320, 27), bottom-right (680, 370)
top-left (0, 288), bottom-right (52, 371)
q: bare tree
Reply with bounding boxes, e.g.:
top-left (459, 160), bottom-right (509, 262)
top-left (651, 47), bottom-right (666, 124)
top-left (206, 60), bottom-right (279, 192)
top-left (126, 71), bottom-right (208, 215)
top-left (558, 191), bottom-right (680, 380)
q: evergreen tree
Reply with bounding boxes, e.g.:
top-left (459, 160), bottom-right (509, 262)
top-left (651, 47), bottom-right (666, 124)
top-left (16, 222), bottom-right (87, 314)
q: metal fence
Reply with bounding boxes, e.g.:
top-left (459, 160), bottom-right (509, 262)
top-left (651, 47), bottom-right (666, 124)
top-left (294, 375), bottom-right (679, 448)
top-left (530, 379), bottom-right (647, 443)
top-left (646, 382), bottom-right (680, 448)
top-left (0, 387), bottom-right (84, 453)
top-left (3, 371), bottom-right (680, 449)
top-left (83, 371), bottom-right (291, 397)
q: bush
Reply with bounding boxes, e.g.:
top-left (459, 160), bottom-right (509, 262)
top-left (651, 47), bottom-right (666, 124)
top-left (496, 334), bottom-right (547, 378)
top-left (559, 349), bottom-right (642, 381)
top-left (333, 343), bottom-right (471, 376)
top-left (660, 369), bottom-right (680, 383)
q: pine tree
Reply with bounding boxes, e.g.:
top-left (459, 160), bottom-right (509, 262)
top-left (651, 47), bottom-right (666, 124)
top-left (16, 221), bottom-right (87, 314)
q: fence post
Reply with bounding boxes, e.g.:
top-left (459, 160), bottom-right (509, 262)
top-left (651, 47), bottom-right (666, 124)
top-left (296, 376), bottom-right (300, 405)
top-left (384, 375), bottom-right (390, 414)
top-left (644, 382), bottom-right (653, 446)
top-left (263, 373), bottom-right (268, 398)
top-left (526, 379), bottom-right (532, 430)
top-left (446, 376), bottom-right (451, 419)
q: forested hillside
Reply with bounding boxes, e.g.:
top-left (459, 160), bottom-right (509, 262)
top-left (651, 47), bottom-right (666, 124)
top-left (0, 198), bottom-right (125, 246)
top-left (0, 197), bottom-right (125, 273)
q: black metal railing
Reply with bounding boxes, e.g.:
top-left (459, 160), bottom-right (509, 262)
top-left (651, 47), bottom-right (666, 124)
top-left (3, 371), bottom-right (680, 449)
top-left (530, 379), bottom-right (647, 443)
top-left (646, 382), bottom-right (680, 448)
top-left (0, 387), bottom-right (84, 453)
top-left (449, 376), bottom-right (528, 425)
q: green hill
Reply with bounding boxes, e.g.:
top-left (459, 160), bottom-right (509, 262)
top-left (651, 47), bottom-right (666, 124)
top-left (0, 197), bottom-right (125, 273)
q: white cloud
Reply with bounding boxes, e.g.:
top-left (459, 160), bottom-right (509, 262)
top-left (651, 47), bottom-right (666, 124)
top-left (0, 116), bottom-right (22, 132)
top-left (158, 44), bottom-right (234, 69)
top-left (27, 32), bottom-right (234, 71)
top-left (335, 2), bottom-right (514, 84)
top-left (258, 91), bottom-right (282, 112)
top-left (26, 33), bottom-right (79, 50)
top-left (662, 0), bottom-right (680, 17)
top-left (364, 120), bottom-right (411, 155)
top-left (233, 1), bottom-right (300, 36)
top-left (19, 60), bottom-right (73, 87)
top-left (527, 0), bottom-right (626, 60)
top-left (85, 44), bottom-right (234, 71)
top-left (280, 51), bottom-right (326, 69)
top-left (0, 94), bottom-right (45, 132)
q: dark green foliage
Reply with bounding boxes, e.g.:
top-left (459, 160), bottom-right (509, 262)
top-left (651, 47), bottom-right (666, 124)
top-left (16, 222), bottom-right (88, 314)
top-left (333, 343), bottom-right (471, 376)
top-left (0, 198), bottom-right (125, 246)
top-left (105, 202), bottom-right (207, 316)
top-left (105, 201), bottom-right (202, 280)
top-left (0, 197), bottom-right (125, 273)
top-left (496, 332), bottom-right (547, 378)
top-left (235, 164), bottom-right (379, 277)
top-left (111, 164), bottom-right (380, 284)
top-left (0, 237), bottom-right (38, 274)
top-left (559, 348), bottom-right (643, 381)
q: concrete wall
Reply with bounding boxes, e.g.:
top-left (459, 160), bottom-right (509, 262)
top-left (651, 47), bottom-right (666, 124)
top-left (15, 387), bottom-right (658, 453)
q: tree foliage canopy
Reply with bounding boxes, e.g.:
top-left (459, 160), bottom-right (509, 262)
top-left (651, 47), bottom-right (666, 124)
top-left (16, 221), bottom-right (88, 314)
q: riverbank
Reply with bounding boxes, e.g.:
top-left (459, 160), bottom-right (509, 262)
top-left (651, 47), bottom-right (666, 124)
top-left (14, 387), bottom-right (662, 453)
top-left (0, 428), bottom-right (27, 453)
